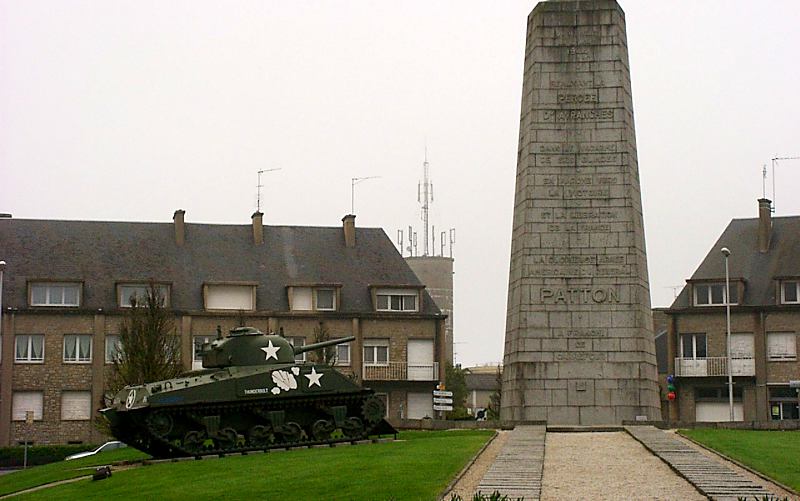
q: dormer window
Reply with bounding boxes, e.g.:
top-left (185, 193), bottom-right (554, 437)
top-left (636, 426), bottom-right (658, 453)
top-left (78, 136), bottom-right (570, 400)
top-left (204, 283), bottom-right (256, 311)
top-left (288, 285), bottom-right (339, 312)
top-left (117, 283), bottom-right (170, 308)
top-left (694, 283), bottom-right (738, 306)
top-left (780, 281), bottom-right (800, 304)
top-left (374, 288), bottom-right (419, 312)
top-left (29, 282), bottom-right (81, 307)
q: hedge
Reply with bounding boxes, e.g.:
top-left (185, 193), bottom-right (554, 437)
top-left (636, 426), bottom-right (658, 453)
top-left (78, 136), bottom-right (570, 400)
top-left (0, 444), bottom-right (98, 468)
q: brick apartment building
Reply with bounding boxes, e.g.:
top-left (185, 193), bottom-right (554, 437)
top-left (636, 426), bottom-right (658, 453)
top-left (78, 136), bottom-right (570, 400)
top-left (0, 211), bottom-right (447, 445)
top-left (665, 199), bottom-right (800, 423)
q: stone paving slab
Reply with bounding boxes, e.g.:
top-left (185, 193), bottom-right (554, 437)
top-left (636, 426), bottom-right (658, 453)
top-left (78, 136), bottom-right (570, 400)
top-left (625, 426), bottom-right (775, 500)
top-left (477, 425), bottom-right (545, 500)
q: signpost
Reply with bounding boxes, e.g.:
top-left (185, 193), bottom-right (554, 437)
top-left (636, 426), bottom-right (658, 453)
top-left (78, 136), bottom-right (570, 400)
top-left (433, 385), bottom-right (453, 416)
top-left (24, 411), bottom-right (33, 469)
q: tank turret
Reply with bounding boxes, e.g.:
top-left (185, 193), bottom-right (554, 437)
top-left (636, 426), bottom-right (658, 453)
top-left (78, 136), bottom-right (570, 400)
top-left (200, 326), bottom-right (356, 368)
top-left (100, 326), bottom-right (394, 458)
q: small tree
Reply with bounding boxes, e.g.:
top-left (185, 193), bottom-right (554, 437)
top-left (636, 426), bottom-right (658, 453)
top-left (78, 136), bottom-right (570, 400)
top-left (107, 282), bottom-right (183, 396)
top-left (487, 365), bottom-right (502, 420)
top-left (307, 322), bottom-right (338, 366)
top-left (445, 362), bottom-right (469, 419)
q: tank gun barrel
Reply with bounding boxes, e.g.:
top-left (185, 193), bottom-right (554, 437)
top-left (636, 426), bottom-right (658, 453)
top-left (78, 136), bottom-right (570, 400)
top-left (293, 336), bottom-right (356, 355)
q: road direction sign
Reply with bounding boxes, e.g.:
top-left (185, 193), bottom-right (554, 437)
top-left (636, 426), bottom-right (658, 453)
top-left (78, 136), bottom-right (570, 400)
top-left (433, 404), bottom-right (454, 411)
top-left (433, 390), bottom-right (453, 397)
top-left (433, 397), bottom-right (453, 404)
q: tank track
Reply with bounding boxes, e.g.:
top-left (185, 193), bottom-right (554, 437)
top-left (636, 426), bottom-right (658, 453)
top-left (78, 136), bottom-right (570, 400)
top-left (114, 391), bottom-right (395, 458)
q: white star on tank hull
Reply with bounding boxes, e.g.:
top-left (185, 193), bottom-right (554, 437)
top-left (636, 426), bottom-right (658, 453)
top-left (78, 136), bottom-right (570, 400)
top-left (305, 367), bottom-right (323, 388)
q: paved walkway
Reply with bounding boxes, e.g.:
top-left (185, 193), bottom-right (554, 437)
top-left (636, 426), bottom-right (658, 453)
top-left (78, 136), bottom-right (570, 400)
top-left (626, 426), bottom-right (776, 501)
top-left (471, 425), bottom-right (788, 500)
top-left (476, 425), bottom-right (545, 500)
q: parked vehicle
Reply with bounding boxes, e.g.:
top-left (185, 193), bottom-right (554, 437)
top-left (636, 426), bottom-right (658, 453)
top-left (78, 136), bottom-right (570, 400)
top-left (65, 441), bottom-right (127, 460)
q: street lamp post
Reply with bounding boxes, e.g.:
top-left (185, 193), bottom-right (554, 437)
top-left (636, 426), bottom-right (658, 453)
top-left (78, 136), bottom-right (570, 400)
top-left (721, 248), bottom-right (734, 422)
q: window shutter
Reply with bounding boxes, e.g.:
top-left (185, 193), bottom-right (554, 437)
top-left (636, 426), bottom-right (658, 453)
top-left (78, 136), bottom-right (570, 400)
top-left (61, 391), bottom-right (92, 420)
top-left (12, 392), bottom-right (43, 421)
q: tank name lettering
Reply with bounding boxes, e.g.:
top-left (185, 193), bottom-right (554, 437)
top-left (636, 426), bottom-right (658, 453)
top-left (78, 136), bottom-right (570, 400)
top-left (244, 388), bottom-right (270, 395)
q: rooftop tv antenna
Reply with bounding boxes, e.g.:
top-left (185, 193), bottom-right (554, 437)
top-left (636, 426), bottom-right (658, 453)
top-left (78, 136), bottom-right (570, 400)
top-left (770, 156), bottom-right (800, 213)
top-left (351, 176), bottom-right (380, 214)
top-left (418, 147), bottom-right (434, 256)
top-left (256, 168), bottom-right (282, 212)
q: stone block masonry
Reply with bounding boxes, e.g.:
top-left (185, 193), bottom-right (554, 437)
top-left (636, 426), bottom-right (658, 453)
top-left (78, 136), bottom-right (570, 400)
top-left (501, 0), bottom-right (661, 425)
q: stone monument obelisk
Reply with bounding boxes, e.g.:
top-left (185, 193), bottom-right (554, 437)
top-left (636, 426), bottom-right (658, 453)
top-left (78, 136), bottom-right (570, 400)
top-left (501, 0), bottom-right (661, 424)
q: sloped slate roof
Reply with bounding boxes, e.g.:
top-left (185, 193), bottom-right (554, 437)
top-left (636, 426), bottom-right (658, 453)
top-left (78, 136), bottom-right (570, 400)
top-left (0, 218), bottom-right (441, 315)
top-left (670, 216), bottom-right (800, 309)
top-left (465, 373), bottom-right (499, 391)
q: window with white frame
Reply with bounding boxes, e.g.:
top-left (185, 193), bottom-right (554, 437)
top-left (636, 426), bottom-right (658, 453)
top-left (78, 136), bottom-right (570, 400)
top-left (288, 337), bottom-right (306, 363)
top-left (193, 335), bottom-right (215, 370)
top-left (61, 391), bottom-right (92, 420)
top-left (767, 332), bottom-right (797, 361)
top-left (30, 282), bottom-right (81, 307)
top-left (375, 289), bottom-right (418, 312)
top-left (63, 335), bottom-right (92, 363)
top-left (335, 342), bottom-right (351, 366)
top-left (292, 288), bottom-right (313, 310)
top-left (316, 289), bottom-right (336, 311)
top-left (12, 391), bottom-right (43, 421)
top-left (105, 335), bottom-right (122, 364)
top-left (118, 283), bottom-right (169, 308)
top-left (15, 335), bottom-right (44, 363)
top-left (290, 287), bottom-right (337, 311)
top-left (363, 339), bottom-right (389, 366)
top-left (693, 283), bottom-right (737, 306)
top-left (680, 333), bottom-right (707, 359)
top-left (781, 281), bottom-right (800, 304)
top-left (204, 284), bottom-right (255, 311)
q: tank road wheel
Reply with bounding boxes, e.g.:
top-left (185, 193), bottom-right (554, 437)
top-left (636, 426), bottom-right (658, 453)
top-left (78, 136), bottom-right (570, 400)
top-left (311, 419), bottom-right (335, 441)
top-left (342, 417), bottom-right (364, 439)
top-left (278, 422), bottom-right (303, 443)
top-left (248, 425), bottom-right (272, 447)
top-left (146, 411), bottom-right (174, 437)
top-left (215, 427), bottom-right (238, 450)
top-left (361, 396), bottom-right (387, 424)
top-left (184, 430), bottom-right (206, 454)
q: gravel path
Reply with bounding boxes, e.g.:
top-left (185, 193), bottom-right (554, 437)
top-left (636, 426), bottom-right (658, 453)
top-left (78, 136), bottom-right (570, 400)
top-left (541, 432), bottom-right (706, 501)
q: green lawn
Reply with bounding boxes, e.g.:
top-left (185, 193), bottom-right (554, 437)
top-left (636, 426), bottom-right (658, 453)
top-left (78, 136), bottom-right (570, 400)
top-left (5, 430), bottom-right (493, 500)
top-left (0, 447), bottom-right (150, 496)
top-left (679, 429), bottom-right (800, 491)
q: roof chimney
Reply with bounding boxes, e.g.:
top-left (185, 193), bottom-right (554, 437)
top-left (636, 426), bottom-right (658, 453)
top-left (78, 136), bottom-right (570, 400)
top-left (173, 209), bottom-right (185, 246)
top-left (252, 211), bottom-right (264, 245)
top-left (758, 198), bottom-right (772, 253)
top-left (342, 214), bottom-right (356, 248)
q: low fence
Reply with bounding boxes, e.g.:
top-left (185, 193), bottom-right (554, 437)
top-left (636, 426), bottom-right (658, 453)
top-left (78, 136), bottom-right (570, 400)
top-left (389, 418), bottom-right (507, 430)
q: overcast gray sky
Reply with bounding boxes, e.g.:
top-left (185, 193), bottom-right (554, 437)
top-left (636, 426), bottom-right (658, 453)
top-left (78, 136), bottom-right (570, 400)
top-left (2, 1), bottom-right (799, 367)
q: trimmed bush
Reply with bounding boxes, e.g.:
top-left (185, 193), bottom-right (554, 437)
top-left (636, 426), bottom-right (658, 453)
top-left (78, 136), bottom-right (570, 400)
top-left (0, 444), bottom-right (98, 468)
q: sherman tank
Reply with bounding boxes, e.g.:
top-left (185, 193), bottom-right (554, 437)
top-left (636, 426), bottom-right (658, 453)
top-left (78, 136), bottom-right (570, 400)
top-left (100, 327), bottom-right (396, 458)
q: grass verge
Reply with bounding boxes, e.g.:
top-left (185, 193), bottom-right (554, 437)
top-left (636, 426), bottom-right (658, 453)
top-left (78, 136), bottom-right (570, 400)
top-left (679, 428), bottom-right (800, 492)
top-left (5, 430), bottom-right (493, 500)
top-left (0, 447), bottom-right (149, 496)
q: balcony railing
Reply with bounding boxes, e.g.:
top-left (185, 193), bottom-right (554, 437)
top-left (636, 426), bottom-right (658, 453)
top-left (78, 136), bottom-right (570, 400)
top-left (362, 361), bottom-right (439, 381)
top-left (674, 357), bottom-right (755, 377)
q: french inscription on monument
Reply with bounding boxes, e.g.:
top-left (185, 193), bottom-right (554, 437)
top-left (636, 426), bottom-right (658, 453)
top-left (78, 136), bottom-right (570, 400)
top-left (502, 0), bottom-right (661, 425)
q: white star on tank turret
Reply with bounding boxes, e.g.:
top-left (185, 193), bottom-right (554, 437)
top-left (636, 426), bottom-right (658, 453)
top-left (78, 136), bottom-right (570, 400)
top-left (261, 340), bottom-right (280, 360)
top-left (305, 367), bottom-right (323, 388)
